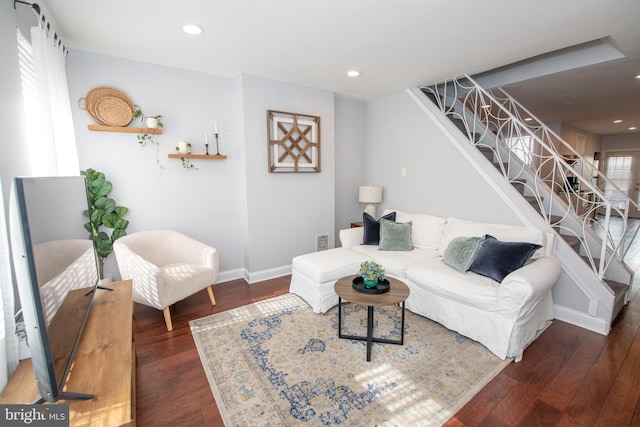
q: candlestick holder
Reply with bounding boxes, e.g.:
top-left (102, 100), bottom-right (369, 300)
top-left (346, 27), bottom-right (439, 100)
top-left (214, 133), bottom-right (220, 155)
top-left (205, 143), bottom-right (209, 155)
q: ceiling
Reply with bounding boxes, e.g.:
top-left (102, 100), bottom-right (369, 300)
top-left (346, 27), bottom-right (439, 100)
top-left (30, 0), bottom-right (640, 136)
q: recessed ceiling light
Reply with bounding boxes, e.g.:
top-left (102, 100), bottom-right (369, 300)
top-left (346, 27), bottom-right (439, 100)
top-left (635, 74), bottom-right (640, 79)
top-left (629, 126), bottom-right (637, 130)
top-left (613, 119), bottom-right (623, 123)
top-left (182, 24), bottom-right (204, 35)
top-left (347, 70), bottom-right (360, 77)
top-left (481, 104), bottom-right (491, 109)
top-left (524, 117), bottom-right (533, 121)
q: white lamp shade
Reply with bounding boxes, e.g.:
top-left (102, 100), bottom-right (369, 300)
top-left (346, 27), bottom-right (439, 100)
top-left (358, 186), bottom-right (383, 203)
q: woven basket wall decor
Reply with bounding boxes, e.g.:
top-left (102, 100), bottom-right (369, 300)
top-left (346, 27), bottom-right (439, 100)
top-left (79, 87), bottom-right (135, 126)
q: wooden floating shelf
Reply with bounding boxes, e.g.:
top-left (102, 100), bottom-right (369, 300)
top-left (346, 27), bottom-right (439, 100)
top-left (88, 125), bottom-right (163, 134)
top-left (168, 153), bottom-right (227, 160)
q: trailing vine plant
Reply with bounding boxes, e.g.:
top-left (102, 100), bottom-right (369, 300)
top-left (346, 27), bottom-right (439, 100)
top-left (134, 108), bottom-right (164, 172)
top-left (175, 142), bottom-right (198, 170)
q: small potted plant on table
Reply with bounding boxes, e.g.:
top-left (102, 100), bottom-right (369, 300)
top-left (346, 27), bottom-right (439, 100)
top-left (358, 261), bottom-right (386, 288)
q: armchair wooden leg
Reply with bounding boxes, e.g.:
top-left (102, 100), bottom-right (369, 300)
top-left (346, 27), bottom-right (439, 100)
top-left (207, 286), bottom-right (216, 306)
top-left (163, 307), bottom-right (173, 331)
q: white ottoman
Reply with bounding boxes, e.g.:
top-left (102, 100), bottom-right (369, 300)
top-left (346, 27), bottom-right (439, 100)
top-left (289, 247), bottom-right (372, 313)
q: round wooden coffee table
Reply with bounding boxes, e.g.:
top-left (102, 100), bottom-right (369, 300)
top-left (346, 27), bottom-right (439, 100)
top-left (334, 275), bottom-right (410, 362)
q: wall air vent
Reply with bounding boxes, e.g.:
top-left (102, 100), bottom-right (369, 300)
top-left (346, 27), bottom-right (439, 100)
top-left (315, 234), bottom-right (329, 252)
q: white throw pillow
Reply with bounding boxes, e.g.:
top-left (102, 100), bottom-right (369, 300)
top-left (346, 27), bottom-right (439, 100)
top-left (383, 209), bottom-right (446, 250)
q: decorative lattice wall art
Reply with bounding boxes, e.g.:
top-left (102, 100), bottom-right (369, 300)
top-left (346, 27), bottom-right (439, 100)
top-left (267, 110), bottom-right (321, 173)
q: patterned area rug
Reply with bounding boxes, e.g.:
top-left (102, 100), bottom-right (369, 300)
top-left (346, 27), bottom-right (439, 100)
top-left (190, 293), bottom-right (511, 426)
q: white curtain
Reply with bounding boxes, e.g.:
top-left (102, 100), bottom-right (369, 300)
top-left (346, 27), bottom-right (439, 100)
top-left (30, 23), bottom-right (79, 176)
top-left (0, 179), bottom-right (18, 390)
top-left (0, 14), bottom-right (81, 389)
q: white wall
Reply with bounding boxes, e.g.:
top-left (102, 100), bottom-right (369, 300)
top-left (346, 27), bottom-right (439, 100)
top-left (66, 52), bottom-right (337, 282)
top-left (334, 97), bottom-right (366, 240)
top-left (66, 50), bottom-right (245, 281)
top-left (602, 132), bottom-right (640, 150)
top-left (559, 123), bottom-right (601, 157)
top-left (240, 75), bottom-right (335, 280)
top-left (364, 91), bottom-right (524, 226)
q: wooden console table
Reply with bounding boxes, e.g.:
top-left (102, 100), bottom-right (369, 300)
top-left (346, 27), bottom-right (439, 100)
top-left (0, 280), bottom-right (135, 426)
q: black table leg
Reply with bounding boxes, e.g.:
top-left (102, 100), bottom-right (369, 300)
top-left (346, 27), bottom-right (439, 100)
top-left (400, 301), bottom-right (405, 345)
top-left (338, 296), bottom-right (343, 337)
top-left (336, 301), bottom-right (405, 362)
top-left (366, 305), bottom-right (374, 362)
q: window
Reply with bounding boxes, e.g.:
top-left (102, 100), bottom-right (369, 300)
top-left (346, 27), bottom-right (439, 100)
top-left (17, 29), bottom-right (46, 174)
top-left (603, 155), bottom-right (635, 209)
top-left (505, 135), bottom-right (534, 166)
top-left (16, 27), bottom-right (79, 176)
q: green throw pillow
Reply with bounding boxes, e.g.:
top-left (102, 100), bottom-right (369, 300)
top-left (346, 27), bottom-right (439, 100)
top-left (442, 236), bottom-right (485, 273)
top-left (379, 219), bottom-right (413, 251)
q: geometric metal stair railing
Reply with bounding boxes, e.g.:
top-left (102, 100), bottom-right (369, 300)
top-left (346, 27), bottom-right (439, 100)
top-left (420, 75), bottom-right (639, 280)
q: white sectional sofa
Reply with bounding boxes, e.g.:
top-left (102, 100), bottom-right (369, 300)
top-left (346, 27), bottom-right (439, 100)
top-left (289, 210), bottom-right (561, 361)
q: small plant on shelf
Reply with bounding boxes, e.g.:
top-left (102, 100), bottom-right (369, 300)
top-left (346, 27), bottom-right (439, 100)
top-left (358, 261), bottom-right (385, 287)
top-left (133, 108), bottom-right (163, 146)
top-left (175, 142), bottom-right (197, 170)
top-left (133, 108), bottom-right (164, 172)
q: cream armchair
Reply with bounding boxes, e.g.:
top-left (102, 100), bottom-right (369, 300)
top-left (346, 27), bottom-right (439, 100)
top-left (113, 229), bottom-right (218, 331)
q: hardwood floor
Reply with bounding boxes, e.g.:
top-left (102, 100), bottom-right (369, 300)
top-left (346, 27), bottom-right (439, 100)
top-left (134, 276), bottom-right (640, 426)
top-left (134, 276), bottom-right (289, 426)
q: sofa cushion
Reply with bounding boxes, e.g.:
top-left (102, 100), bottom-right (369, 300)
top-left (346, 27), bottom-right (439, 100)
top-left (384, 209), bottom-right (446, 250)
top-left (379, 219), bottom-right (413, 251)
top-left (292, 247), bottom-right (372, 283)
top-left (439, 217), bottom-right (546, 259)
top-left (442, 236), bottom-right (485, 273)
top-left (362, 211), bottom-right (396, 245)
top-left (352, 245), bottom-right (438, 277)
top-left (405, 258), bottom-right (500, 310)
top-left (468, 235), bottom-right (541, 283)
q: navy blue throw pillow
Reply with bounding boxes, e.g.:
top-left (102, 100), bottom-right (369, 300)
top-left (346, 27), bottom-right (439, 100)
top-left (362, 211), bottom-right (396, 245)
top-left (468, 234), bottom-right (541, 283)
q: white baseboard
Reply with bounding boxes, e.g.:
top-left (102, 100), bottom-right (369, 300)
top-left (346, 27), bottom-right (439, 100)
top-left (553, 304), bottom-right (610, 335)
top-left (215, 269), bottom-right (245, 284)
top-left (214, 265), bottom-right (292, 286)
top-left (245, 265), bottom-right (292, 284)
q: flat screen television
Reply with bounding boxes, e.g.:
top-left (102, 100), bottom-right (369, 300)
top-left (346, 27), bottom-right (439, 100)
top-left (8, 176), bottom-right (100, 403)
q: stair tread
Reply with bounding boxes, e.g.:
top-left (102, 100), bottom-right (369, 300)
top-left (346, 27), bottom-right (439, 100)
top-left (605, 280), bottom-right (629, 294)
top-left (561, 235), bottom-right (581, 249)
top-left (549, 215), bottom-right (563, 223)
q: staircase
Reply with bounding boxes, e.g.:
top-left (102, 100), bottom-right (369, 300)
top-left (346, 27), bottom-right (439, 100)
top-left (411, 75), bottom-right (635, 331)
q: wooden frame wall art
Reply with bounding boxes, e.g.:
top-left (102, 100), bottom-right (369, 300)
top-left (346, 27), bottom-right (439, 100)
top-left (267, 110), bottom-right (321, 173)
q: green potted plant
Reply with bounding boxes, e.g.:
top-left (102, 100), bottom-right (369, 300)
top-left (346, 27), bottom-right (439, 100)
top-left (133, 108), bottom-right (164, 171)
top-left (176, 141), bottom-right (197, 170)
top-left (81, 168), bottom-right (129, 279)
top-left (133, 108), bottom-right (163, 146)
top-left (358, 261), bottom-right (386, 288)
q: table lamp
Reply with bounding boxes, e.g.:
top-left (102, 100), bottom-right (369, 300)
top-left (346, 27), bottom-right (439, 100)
top-left (359, 185), bottom-right (383, 218)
